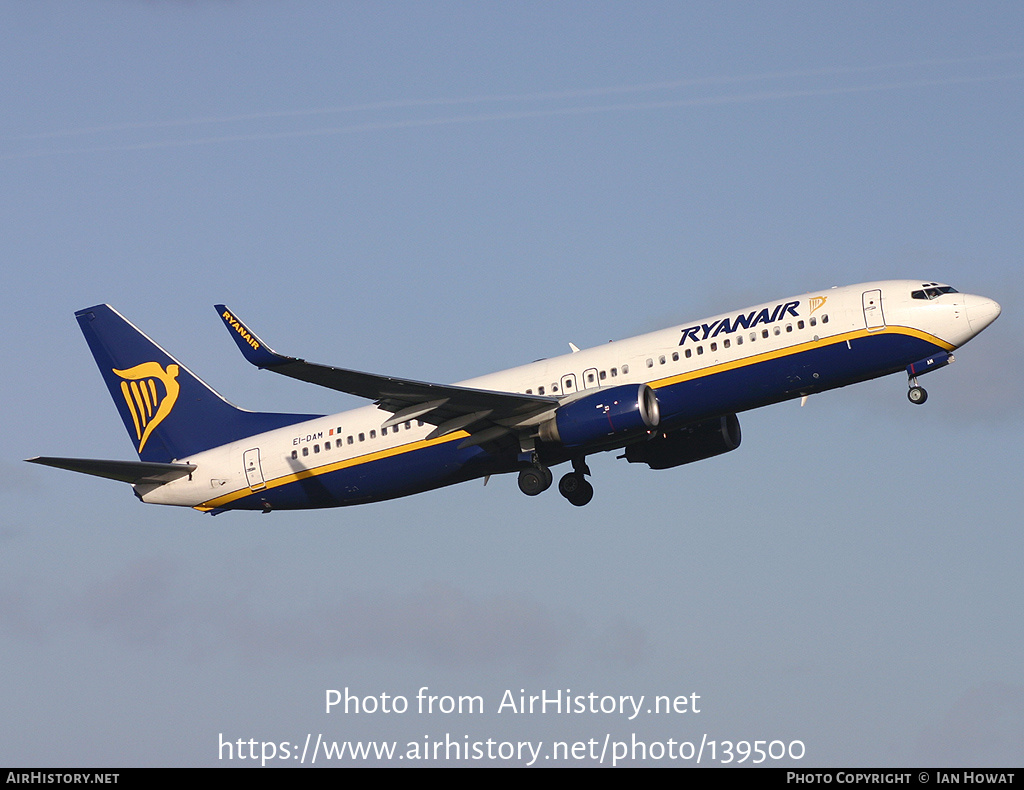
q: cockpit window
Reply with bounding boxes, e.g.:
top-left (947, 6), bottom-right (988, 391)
top-left (911, 285), bottom-right (959, 300)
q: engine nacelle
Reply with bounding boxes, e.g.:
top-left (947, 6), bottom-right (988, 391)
top-left (539, 384), bottom-right (660, 449)
top-left (624, 413), bottom-right (741, 469)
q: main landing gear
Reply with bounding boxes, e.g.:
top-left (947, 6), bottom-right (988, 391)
top-left (558, 470), bottom-right (594, 507)
top-left (517, 457), bottom-right (594, 506)
top-left (907, 376), bottom-right (928, 405)
top-left (517, 465), bottom-right (552, 496)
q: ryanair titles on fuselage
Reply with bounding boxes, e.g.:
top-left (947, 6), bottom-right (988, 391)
top-left (678, 300), bottom-right (801, 345)
top-left (220, 308), bottom-right (261, 351)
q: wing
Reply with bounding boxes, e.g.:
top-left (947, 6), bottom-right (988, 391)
top-left (214, 305), bottom-right (558, 448)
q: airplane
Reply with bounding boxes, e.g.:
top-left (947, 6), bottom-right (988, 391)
top-left (28, 280), bottom-right (1000, 513)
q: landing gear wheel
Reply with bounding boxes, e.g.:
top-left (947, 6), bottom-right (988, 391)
top-left (908, 386), bottom-right (928, 405)
top-left (558, 472), bottom-right (582, 497)
top-left (518, 465), bottom-right (552, 496)
top-left (558, 472), bottom-right (594, 506)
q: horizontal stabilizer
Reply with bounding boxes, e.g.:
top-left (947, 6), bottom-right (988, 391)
top-left (26, 457), bottom-right (196, 485)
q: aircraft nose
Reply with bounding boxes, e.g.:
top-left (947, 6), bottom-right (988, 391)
top-left (963, 293), bottom-right (1002, 334)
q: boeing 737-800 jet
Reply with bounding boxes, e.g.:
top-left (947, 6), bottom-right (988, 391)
top-left (28, 280), bottom-right (1000, 511)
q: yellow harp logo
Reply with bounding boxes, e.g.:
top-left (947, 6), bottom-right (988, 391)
top-left (809, 296), bottom-right (828, 314)
top-left (113, 362), bottom-right (180, 452)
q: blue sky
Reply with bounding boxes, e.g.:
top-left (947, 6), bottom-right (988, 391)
top-left (2, 1), bottom-right (1022, 766)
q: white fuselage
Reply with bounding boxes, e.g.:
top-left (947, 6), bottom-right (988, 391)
top-left (140, 280), bottom-right (999, 511)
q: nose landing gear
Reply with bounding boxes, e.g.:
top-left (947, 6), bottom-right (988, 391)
top-left (905, 352), bottom-right (953, 405)
top-left (907, 383), bottom-right (928, 404)
top-left (907, 376), bottom-right (928, 405)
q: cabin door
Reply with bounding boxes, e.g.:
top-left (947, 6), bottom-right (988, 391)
top-left (243, 448), bottom-right (266, 491)
top-left (862, 289), bottom-right (885, 331)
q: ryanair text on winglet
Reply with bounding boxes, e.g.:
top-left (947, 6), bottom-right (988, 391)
top-left (221, 309), bottom-right (260, 351)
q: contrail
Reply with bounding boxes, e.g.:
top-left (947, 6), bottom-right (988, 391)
top-left (8, 52), bottom-right (1022, 142)
top-left (3, 66), bottom-right (1022, 159)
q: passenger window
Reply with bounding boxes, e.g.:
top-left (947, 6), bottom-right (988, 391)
top-left (370, 430), bottom-right (376, 439)
top-left (762, 329), bottom-right (769, 338)
top-left (697, 346), bottom-right (704, 356)
top-left (347, 436), bottom-right (354, 445)
top-left (291, 450), bottom-right (298, 460)
top-left (773, 327), bottom-right (781, 336)
top-left (822, 315), bottom-right (829, 324)
top-left (671, 353), bottom-right (678, 362)
top-left (359, 433), bottom-right (365, 442)
top-left (538, 386), bottom-right (545, 395)
top-left (797, 320), bottom-right (804, 329)
top-left (599, 371), bottom-right (606, 380)
top-left (710, 342), bottom-right (717, 352)
top-left (736, 335), bottom-right (743, 345)
top-left (723, 339), bottom-right (730, 348)
top-left (685, 348), bottom-right (692, 358)
top-left (611, 367), bottom-right (618, 376)
top-left (314, 444), bottom-right (320, 453)
top-left (336, 439), bottom-right (342, 448)
top-left (658, 356), bottom-right (665, 365)
top-left (302, 447), bottom-right (309, 457)
top-left (810, 317), bottom-right (817, 327)
top-left (786, 324), bottom-right (793, 333)
top-left (646, 358), bottom-right (653, 368)
top-left (622, 364), bottom-right (629, 374)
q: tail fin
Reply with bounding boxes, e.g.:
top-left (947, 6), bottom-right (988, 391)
top-left (76, 305), bottom-right (319, 463)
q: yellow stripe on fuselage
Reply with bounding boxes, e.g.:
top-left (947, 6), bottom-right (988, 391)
top-left (195, 430), bottom-right (469, 510)
top-left (193, 324), bottom-right (952, 511)
top-left (646, 325), bottom-right (952, 391)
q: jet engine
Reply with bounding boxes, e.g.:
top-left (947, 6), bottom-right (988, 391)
top-left (539, 384), bottom-right (660, 449)
top-left (624, 413), bottom-right (741, 469)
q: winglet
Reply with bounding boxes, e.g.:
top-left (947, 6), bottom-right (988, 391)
top-left (214, 305), bottom-right (292, 368)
